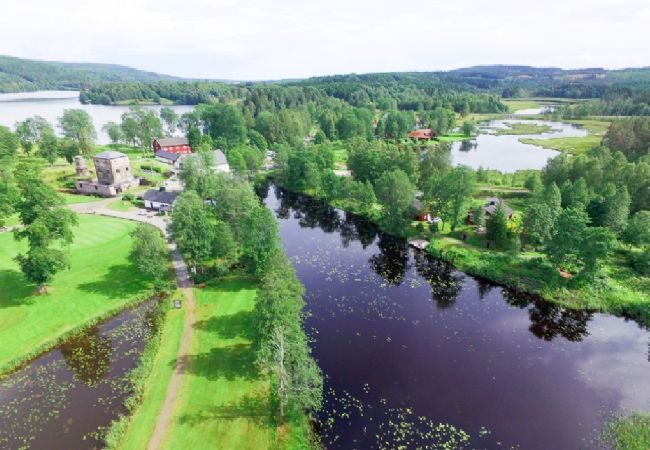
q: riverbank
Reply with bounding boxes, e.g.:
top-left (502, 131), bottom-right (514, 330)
top-left (271, 179), bottom-right (649, 328)
top-left (154, 277), bottom-right (316, 450)
top-left (0, 214), bottom-right (157, 375)
top-left (519, 118), bottom-right (611, 155)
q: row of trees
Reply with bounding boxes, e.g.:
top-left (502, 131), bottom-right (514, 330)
top-left (169, 171), bottom-right (323, 421)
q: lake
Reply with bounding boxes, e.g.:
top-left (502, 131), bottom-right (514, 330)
top-left (0, 91), bottom-right (193, 145)
top-left (451, 117), bottom-right (587, 173)
top-left (262, 184), bottom-right (650, 450)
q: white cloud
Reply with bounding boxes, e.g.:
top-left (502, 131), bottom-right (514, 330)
top-left (1, 0), bottom-right (649, 79)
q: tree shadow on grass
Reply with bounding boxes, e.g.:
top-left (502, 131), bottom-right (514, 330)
top-left (0, 269), bottom-right (36, 308)
top-left (77, 264), bottom-right (151, 298)
top-left (193, 310), bottom-right (256, 341)
top-left (178, 391), bottom-right (272, 427)
top-left (177, 343), bottom-right (259, 382)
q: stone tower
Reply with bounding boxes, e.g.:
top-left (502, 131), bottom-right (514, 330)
top-left (75, 155), bottom-right (90, 178)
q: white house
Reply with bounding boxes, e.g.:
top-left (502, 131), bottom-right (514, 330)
top-left (212, 149), bottom-right (230, 173)
top-left (143, 188), bottom-right (180, 211)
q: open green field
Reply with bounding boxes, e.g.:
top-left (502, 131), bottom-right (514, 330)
top-left (108, 198), bottom-right (137, 212)
top-left (61, 192), bottom-right (105, 204)
top-left (436, 132), bottom-right (473, 142)
top-left (114, 304), bottom-right (186, 450)
top-left (0, 214), bottom-right (153, 373)
top-left (159, 277), bottom-right (311, 450)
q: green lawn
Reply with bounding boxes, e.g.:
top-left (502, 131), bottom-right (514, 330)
top-left (0, 214), bottom-right (153, 373)
top-left (62, 192), bottom-right (105, 204)
top-left (160, 277), bottom-right (311, 450)
top-left (494, 122), bottom-right (557, 135)
top-left (436, 132), bottom-right (473, 142)
top-left (115, 303), bottom-right (186, 450)
top-left (108, 199), bottom-right (137, 212)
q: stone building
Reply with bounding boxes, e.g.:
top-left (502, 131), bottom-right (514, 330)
top-left (75, 155), bottom-right (89, 177)
top-left (76, 151), bottom-right (139, 197)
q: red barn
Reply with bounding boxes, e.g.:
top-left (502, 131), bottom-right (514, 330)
top-left (408, 128), bottom-right (434, 141)
top-left (152, 137), bottom-right (192, 154)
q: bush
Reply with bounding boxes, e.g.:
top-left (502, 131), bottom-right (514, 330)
top-left (122, 193), bottom-right (134, 202)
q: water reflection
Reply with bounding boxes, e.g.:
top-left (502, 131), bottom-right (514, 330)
top-left (262, 184), bottom-right (650, 450)
top-left (60, 326), bottom-right (112, 386)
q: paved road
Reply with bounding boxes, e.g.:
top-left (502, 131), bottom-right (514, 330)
top-left (68, 199), bottom-right (197, 450)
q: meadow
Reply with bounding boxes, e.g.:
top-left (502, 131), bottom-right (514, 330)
top-left (0, 214), bottom-right (154, 373)
top-left (158, 277), bottom-right (312, 450)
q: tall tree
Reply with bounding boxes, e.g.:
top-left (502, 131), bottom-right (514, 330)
top-left (159, 107), bottom-right (179, 136)
top-left (13, 164), bottom-right (78, 292)
top-left (374, 169), bottom-right (416, 235)
top-left (486, 202), bottom-right (509, 249)
top-left (602, 185), bottom-right (631, 236)
top-left (438, 166), bottom-right (477, 231)
top-left (129, 223), bottom-right (168, 280)
top-left (102, 121), bottom-right (123, 148)
top-left (170, 191), bottom-right (215, 264)
top-left (15, 116), bottom-right (52, 156)
top-left (59, 109), bottom-right (96, 155)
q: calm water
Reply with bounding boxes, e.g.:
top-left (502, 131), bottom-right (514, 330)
top-left (0, 299), bottom-right (161, 450)
top-left (262, 185), bottom-right (650, 450)
top-left (451, 116), bottom-right (587, 172)
top-left (0, 91), bottom-right (192, 144)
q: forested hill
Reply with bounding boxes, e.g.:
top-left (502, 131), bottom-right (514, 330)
top-left (0, 55), bottom-right (183, 93)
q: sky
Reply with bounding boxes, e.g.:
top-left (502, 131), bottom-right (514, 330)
top-left (1, 0), bottom-right (649, 80)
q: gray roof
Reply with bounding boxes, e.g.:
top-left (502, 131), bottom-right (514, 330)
top-left (155, 150), bottom-right (182, 162)
top-left (143, 189), bottom-right (180, 204)
top-left (213, 149), bottom-right (228, 165)
top-left (94, 151), bottom-right (128, 160)
top-left (156, 137), bottom-right (189, 147)
top-left (484, 198), bottom-right (513, 216)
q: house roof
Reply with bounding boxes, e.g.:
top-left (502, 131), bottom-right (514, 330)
top-left (94, 151), bottom-right (128, 160)
top-left (484, 198), bottom-right (513, 216)
top-left (143, 189), bottom-right (180, 204)
top-left (155, 150), bottom-right (183, 162)
top-left (156, 137), bottom-right (189, 147)
top-left (213, 149), bottom-right (228, 165)
top-left (408, 129), bottom-right (433, 139)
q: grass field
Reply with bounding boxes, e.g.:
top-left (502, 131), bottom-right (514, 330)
top-left (108, 199), bottom-right (137, 212)
top-left (518, 118), bottom-right (611, 155)
top-left (61, 192), bottom-right (105, 204)
top-left (114, 304), bottom-right (186, 450)
top-left (159, 277), bottom-right (311, 450)
top-left (494, 122), bottom-right (557, 135)
top-left (0, 214), bottom-right (153, 373)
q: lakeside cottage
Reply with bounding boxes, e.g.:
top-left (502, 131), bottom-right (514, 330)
top-left (408, 128), bottom-right (434, 141)
top-left (152, 137), bottom-right (192, 154)
top-left (467, 197), bottom-right (514, 224)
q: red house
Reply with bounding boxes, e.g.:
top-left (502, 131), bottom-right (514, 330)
top-left (152, 137), bottom-right (192, 154)
top-left (408, 128), bottom-right (434, 141)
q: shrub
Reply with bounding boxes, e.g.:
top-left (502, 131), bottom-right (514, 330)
top-left (122, 193), bottom-right (134, 202)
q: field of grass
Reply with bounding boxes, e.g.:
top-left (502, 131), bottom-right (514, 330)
top-left (519, 118), bottom-right (611, 155)
top-left (61, 192), bottom-right (104, 204)
top-left (113, 303), bottom-right (186, 450)
top-left (108, 198), bottom-right (137, 212)
top-left (159, 277), bottom-right (312, 450)
top-left (502, 99), bottom-right (544, 111)
top-left (0, 214), bottom-right (154, 373)
top-left (436, 132), bottom-right (473, 142)
top-left (494, 122), bottom-right (557, 135)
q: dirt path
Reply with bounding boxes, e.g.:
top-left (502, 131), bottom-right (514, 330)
top-left (68, 201), bottom-right (197, 450)
top-left (146, 245), bottom-right (196, 450)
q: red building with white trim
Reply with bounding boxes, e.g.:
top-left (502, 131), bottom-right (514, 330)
top-left (408, 128), bottom-right (434, 141)
top-left (152, 137), bottom-right (192, 154)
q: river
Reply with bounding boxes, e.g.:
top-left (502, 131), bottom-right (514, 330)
top-left (450, 117), bottom-right (586, 173)
top-left (0, 299), bottom-right (161, 450)
top-left (262, 184), bottom-right (650, 450)
top-left (0, 91), bottom-right (192, 145)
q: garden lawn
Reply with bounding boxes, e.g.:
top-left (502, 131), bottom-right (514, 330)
top-left (0, 214), bottom-right (153, 373)
top-left (160, 277), bottom-right (311, 450)
top-left (115, 304), bottom-right (186, 450)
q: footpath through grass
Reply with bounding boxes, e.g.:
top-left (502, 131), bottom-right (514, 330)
top-left (112, 303), bottom-right (185, 450)
top-left (0, 214), bottom-right (153, 373)
top-left (159, 277), bottom-right (312, 450)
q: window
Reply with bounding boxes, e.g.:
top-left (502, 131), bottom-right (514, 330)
top-left (95, 186), bottom-right (98, 191)
top-left (116, 169), bottom-right (120, 173)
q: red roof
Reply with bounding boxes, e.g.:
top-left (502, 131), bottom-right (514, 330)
top-left (408, 129), bottom-right (433, 140)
